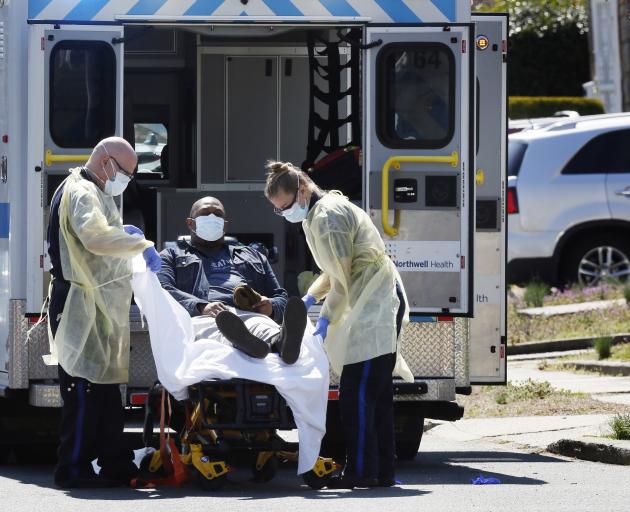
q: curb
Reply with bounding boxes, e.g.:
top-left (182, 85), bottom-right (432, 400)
top-left (556, 361), bottom-right (630, 376)
top-left (507, 334), bottom-right (630, 356)
top-left (547, 439), bottom-right (630, 465)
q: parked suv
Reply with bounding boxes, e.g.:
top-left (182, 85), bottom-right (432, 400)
top-left (508, 113), bottom-right (630, 286)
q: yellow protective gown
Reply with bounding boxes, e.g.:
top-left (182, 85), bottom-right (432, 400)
top-left (48, 168), bottom-right (153, 384)
top-left (304, 192), bottom-right (413, 382)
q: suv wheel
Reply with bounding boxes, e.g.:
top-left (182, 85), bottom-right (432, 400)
top-left (563, 234), bottom-right (630, 286)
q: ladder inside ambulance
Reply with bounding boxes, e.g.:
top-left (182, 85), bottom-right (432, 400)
top-left (302, 29), bottom-right (361, 194)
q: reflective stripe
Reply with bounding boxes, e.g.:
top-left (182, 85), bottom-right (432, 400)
top-left (70, 380), bottom-right (87, 476)
top-left (373, 0), bottom-right (420, 23)
top-left (356, 360), bottom-right (371, 477)
top-left (27, 0), bottom-right (459, 22)
top-left (65, 0), bottom-right (110, 20)
top-left (0, 203), bottom-right (9, 239)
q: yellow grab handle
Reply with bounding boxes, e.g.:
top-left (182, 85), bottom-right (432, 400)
top-left (381, 152), bottom-right (459, 237)
top-left (45, 149), bottom-right (90, 167)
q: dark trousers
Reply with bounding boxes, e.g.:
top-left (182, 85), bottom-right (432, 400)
top-left (338, 282), bottom-right (405, 480)
top-left (50, 280), bottom-right (136, 485)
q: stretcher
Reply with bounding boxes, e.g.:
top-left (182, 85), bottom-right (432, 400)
top-left (135, 380), bottom-right (338, 490)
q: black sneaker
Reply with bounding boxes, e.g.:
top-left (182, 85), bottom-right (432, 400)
top-left (216, 311), bottom-right (271, 359)
top-left (326, 475), bottom-right (378, 489)
top-left (376, 477), bottom-right (397, 487)
top-left (275, 297), bottom-right (307, 365)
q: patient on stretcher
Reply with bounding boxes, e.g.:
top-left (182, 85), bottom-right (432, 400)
top-left (157, 196), bottom-right (307, 364)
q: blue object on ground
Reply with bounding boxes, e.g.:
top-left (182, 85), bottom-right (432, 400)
top-left (471, 474), bottom-right (502, 485)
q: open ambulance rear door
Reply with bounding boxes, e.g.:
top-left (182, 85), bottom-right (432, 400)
top-left (469, 14), bottom-right (508, 384)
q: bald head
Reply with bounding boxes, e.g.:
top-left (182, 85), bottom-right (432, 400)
top-left (190, 196), bottom-right (225, 218)
top-left (86, 137), bottom-right (138, 191)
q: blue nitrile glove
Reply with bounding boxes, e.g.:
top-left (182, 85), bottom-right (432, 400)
top-left (124, 224), bottom-right (144, 237)
top-left (314, 316), bottom-right (329, 340)
top-left (471, 474), bottom-right (501, 485)
top-left (143, 246), bottom-right (162, 273)
top-left (302, 294), bottom-right (316, 310)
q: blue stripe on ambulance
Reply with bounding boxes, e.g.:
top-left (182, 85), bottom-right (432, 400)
top-left (0, 203), bottom-right (9, 239)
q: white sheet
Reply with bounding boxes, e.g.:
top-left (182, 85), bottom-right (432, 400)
top-left (130, 256), bottom-right (329, 474)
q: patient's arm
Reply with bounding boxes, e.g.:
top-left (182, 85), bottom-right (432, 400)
top-left (158, 249), bottom-right (209, 316)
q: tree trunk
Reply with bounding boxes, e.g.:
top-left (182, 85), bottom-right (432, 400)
top-left (619, 0), bottom-right (630, 110)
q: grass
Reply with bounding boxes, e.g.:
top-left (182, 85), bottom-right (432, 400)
top-left (523, 280), bottom-right (550, 307)
top-left (609, 413), bottom-right (630, 440)
top-left (460, 379), bottom-right (630, 418)
top-left (508, 282), bottom-right (630, 344)
top-left (594, 336), bottom-right (613, 360)
top-left (538, 343), bottom-right (630, 365)
top-left (508, 303), bottom-right (630, 344)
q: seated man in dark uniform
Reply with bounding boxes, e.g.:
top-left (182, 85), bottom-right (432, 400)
top-left (158, 196), bottom-right (306, 364)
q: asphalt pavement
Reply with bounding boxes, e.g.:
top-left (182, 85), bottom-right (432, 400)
top-left (1, 432), bottom-right (629, 512)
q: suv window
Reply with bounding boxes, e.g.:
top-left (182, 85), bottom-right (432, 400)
top-left (508, 140), bottom-right (528, 176)
top-left (50, 41), bottom-right (116, 148)
top-left (562, 129), bottom-right (630, 175)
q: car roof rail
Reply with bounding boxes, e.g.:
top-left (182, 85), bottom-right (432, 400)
top-left (543, 112), bottom-right (630, 132)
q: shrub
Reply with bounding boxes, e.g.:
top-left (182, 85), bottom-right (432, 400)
top-left (523, 280), bottom-right (550, 308)
top-left (594, 336), bottom-right (612, 360)
top-left (493, 379), bottom-right (555, 404)
top-left (509, 97), bottom-right (605, 120)
top-left (609, 413), bottom-right (630, 440)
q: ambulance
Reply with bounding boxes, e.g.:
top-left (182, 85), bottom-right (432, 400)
top-left (0, 0), bottom-right (507, 460)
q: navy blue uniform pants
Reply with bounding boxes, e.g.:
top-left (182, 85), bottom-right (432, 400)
top-left (338, 282), bottom-right (405, 480)
top-left (50, 280), bottom-right (136, 485)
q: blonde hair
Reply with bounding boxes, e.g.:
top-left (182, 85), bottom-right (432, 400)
top-left (263, 160), bottom-right (323, 199)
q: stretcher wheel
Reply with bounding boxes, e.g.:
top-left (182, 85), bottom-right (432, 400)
top-left (302, 469), bottom-right (331, 490)
top-left (251, 455), bottom-right (278, 482)
top-left (196, 470), bottom-right (227, 491)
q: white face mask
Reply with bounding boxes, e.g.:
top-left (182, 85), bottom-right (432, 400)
top-left (281, 175), bottom-right (309, 223)
top-left (100, 145), bottom-right (131, 196)
top-left (193, 214), bottom-right (225, 241)
top-left (104, 171), bottom-right (130, 196)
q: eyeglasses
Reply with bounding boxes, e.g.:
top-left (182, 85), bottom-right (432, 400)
top-left (101, 143), bottom-right (135, 179)
top-left (108, 155), bottom-right (135, 180)
top-left (273, 189), bottom-right (298, 216)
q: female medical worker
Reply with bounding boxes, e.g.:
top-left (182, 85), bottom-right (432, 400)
top-left (264, 161), bottom-right (413, 490)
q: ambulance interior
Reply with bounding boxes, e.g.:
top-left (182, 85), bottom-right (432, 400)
top-left (119, 25), bottom-right (361, 295)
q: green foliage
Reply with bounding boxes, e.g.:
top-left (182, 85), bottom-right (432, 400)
top-left (594, 336), bottom-right (612, 360)
top-left (494, 379), bottom-right (555, 404)
top-left (475, 1), bottom-right (591, 96)
top-left (475, 0), bottom-right (588, 36)
top-left (611, 343), bottom-right (630, 361)
top-left (623, 285), bottom-right (630, 304)
top-left (509, 97), bottom-right (604, 120)
top-left (523, 280), bottom-right (550, 307)
top-left (609, 413), bottom-right (630, 440)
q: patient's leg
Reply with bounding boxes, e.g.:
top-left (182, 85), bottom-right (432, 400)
top-left (216, 298), bottom-right (307, 364)
top-left (270, 297), bottom-right (307, 365)
top-left (215, 311), bottom-right (272, 358)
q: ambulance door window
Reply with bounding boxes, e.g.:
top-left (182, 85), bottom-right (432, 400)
top-left (376, 43), bottom-right (455, 149)
top-left (49, 41), bottom-right (116, 148)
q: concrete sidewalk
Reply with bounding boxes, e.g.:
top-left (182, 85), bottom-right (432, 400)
top-left (429, 415), bottom-right (630, 465)
top-left (508, 358), bottom-right (630, 405)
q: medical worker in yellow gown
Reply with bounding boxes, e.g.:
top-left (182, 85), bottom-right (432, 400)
top-left (264, 160), bottom-right (412, 490)
top-left (46, 137), bottom-right (161, 488)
